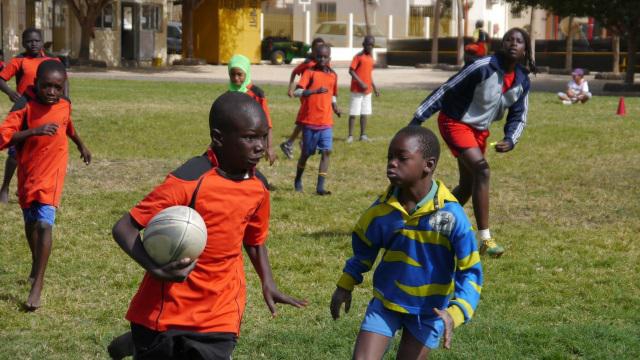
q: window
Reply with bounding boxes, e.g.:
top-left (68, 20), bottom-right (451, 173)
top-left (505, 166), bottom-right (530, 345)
top-left (141, 4), bottom-right (161, 31)
top-left (409, 6), bottom-right (432, 37)
top-left (95, 3), bottom-right (113, 29)
top-left (317, 2), bottom-right (336, 23)
top-left (511, 8), bottom-right (522, 19)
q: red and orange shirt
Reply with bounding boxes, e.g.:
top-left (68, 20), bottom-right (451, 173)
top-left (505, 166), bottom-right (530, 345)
top-left (127, 149), bottom-right (270, 334)
top-left (296, 68), bottom-right (338, 127)
top-left (0, 89), bottom-right (75, 209)
top-left (349, 52), bottom-right (375, 94)
top-left (502, 72), bottom-right (515, 93)
top-left (247, 83), bottom-right (272, 128)
top-left (0, 51), bottom-right (60, 95)
top-left (291, 59), bottom-right (316, 76)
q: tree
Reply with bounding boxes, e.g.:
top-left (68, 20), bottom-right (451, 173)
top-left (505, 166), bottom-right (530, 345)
top-left (456, 0), bottom-right (464, 65)
top-left (66, 0), bottom-right (111, 63)
top-left (362, 0), bottom-right (371, 36)
top-left (431, 0), bottom-right (442, 64)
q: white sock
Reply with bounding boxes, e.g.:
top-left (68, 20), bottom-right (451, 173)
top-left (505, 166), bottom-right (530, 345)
top-left (478, 229), bottom-right (491, 240)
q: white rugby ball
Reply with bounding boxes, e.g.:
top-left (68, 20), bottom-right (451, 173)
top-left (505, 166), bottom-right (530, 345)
top-left (142, 205), bottom-right (207, 266)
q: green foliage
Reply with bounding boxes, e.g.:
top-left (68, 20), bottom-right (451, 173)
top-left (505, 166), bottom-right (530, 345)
top-left (0, 79), bottom-right (639, 359)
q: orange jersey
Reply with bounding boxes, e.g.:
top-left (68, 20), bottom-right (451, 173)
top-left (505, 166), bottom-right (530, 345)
top-left (349, 52), bottom-right (375, 94)
top-left (291, 59), bottom-right (316, 76)
top-left (296, 68), bottom-right (338, 127)
top-left (127, 149), bottom-right (270, 334)
top-left (247, 83), bottom-right (272, 128)
top-left (0, 90), bottom-right (76, 208)
top-left (0, 51), bottom-right (60, 95)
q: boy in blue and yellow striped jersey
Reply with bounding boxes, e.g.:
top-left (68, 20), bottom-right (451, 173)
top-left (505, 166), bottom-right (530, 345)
top-left (330, 126), bottom-right (482, 359)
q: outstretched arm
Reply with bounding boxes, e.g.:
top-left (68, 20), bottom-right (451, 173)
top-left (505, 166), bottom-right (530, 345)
top-left (245, 244), bottom-right (308, 316)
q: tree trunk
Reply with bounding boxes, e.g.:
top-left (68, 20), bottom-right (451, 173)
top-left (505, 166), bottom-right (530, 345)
top-left (625, 33), bottom-right (636, 85)
top-left (362, 0), bottom-right (371, 36)
top-left (78, 22), bottom-right (92, 62)
top-left (182, 0), bottom-right (195, 59)
top-left (564, 16), bottom-right (574, 71)
top-left (529, 7), bottom-right (536, 62)
top-left (612, 35), bottom-right (620, 74)
top-left (456, 0), bottom-right (464, 65)
top-left (431, 0), bottom-right (441, 64)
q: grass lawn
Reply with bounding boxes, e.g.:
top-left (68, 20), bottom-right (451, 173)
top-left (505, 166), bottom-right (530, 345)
top-left (0, 78), bottom-right (639, 359)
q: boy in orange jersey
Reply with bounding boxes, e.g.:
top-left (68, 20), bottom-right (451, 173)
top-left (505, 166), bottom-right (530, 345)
top-left (0, 28), bottom-right (66, 204)
top-left (111, 92), bottom-right (307, 359)
top-left (280, 37), bottom-right (325, 159)
top-left (347, 35), bottom-right (380, 143)
top-left (293, 45), bottom-right (341, 195)
top-left (0, 60), bottom-right (91, 311)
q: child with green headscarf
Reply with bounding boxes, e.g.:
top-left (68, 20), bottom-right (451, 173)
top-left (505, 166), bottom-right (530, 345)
top-left (228, 54), bottom-right (276, 165)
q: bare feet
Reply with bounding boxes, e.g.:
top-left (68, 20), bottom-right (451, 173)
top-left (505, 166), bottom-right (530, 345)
top-left (25, 282), bottom-right (42, 311)
top-left (0, 189), bottom-right (8, 204)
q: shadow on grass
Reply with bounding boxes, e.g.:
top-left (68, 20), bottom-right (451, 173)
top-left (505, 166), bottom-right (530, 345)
top-left (302, 230), bottom-right (351, 241)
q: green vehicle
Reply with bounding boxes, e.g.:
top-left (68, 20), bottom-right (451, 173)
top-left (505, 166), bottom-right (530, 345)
top-left (261, 37), bottom-right (311, 65)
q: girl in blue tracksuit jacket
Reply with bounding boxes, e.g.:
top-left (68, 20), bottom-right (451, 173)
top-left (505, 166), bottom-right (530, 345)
top-left (410, 27), bottom-right (536, 258)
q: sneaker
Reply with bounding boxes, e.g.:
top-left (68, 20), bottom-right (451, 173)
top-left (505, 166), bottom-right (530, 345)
top-left (346, 136), bottom-right (353, 144)
top-left (280, 141), bottom-right (294, 159)
top-left (359, 134), bottom-right (370, 142)
top-left (479, 238), bottom-right (505, 258)
top-left (562, 100), bottom-right (572, 105)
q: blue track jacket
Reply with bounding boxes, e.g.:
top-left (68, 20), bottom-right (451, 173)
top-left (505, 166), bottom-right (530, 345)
top-left (410, 55), bottom-right (530, 147)
top-left (337, 181), bottom-right (483, 328)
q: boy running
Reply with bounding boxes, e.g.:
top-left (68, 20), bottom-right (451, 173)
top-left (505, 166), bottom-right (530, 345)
top-left (347, 35), bottom-right (380, 143)
top-left (0, 28), bottom-right (65, 204)
top-left (331, 126), bottom-right (482, 359)
top-left (0, 60), bottom-right (91, 310)
top-left (111, 92), bottom-right (306, 359)
top-left (293, 45), bottom-right (341, 195)
top-left (280, 37), bottom-right (325, 159)
top-left (410, 27), bottom-right (535, 257)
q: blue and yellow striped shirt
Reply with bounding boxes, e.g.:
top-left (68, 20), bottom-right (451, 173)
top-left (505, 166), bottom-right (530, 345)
top-left (337, 181), bottom-right (483, 327)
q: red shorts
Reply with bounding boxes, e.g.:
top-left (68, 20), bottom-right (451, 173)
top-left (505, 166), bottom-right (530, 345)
top-left (437, 113), bottom-right (490, 157)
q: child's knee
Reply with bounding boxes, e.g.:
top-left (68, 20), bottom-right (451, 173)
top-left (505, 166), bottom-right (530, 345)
top-left (471, 158), bottom-right (490, 178)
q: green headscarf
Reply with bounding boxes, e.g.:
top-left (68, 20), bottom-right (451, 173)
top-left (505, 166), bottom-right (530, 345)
top-left (228, 54), bottom-right (251, 93)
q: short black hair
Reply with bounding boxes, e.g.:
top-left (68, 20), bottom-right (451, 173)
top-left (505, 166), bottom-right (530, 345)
top-left (36, 59), bottom-right (66, 79)
top-left (209, 92), bottom-right (266, 135)
top-left (363, 35), bottom-right (375, 44)
top-left (311, 37), bottom-right (325, 47)
top-left (22, 27), bottom-right (42, 40)
top-left (395, 126), bottom-right (440, 161)
top-left (316, 44), bottom-right (331, 55)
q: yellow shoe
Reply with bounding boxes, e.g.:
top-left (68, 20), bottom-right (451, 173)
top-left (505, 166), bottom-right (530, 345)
top-left (480, 238), bottom-right (505, 258)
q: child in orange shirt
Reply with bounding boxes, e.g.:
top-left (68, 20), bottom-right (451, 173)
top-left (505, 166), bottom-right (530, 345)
top-left (293, 45), bottom-right (341, 195)
top-left (0, 60), bottom-right (91, 310)
top-left (110, 92), bottom-right (306, 359)
top-left (347, 35), bottom-right (380, 143)
top-left (280, 37), bottom-right (325, 159)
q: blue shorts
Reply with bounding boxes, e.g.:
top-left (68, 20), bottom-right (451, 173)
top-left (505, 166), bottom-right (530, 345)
top-left (360, 298), bottom-right (444, 349)
top-left (22, 202), bottom-right (56, 226)
top-left (301, 127), bottom-right (332, 157)
top-left (8, 146), bottom-right (17, 158)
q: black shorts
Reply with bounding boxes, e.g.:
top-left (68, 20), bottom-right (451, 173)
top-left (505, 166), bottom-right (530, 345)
top-left (131, 323), bottom-right (237, 360)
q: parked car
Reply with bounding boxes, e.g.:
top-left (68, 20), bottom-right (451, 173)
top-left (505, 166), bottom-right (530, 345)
top-left (167, 22), bottom-right (182, 54)
top-left (261, 37), bottom-right (311, 65)
top-left (314, 21), bottom-right (387, 48)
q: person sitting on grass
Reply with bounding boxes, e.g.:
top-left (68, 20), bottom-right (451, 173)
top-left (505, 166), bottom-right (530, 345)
top-left (280, 37), bottom-right (326, 159)
top-left (347, 35), bottom-right (380, 143)
top-left (0, 59), bottom-right (91, 311)
top-left (330, 126), bottom-right (483, 359)
top-left (109, 92), bottom-right (307, 359)
top-left (228, 54), bottom-right (277, 165)
top-left (409, 27), bottom-right (535, 258)
top-left (292, 44), bottom-right (341, 195)
top-left (557, 68), bottom-right (591, 105)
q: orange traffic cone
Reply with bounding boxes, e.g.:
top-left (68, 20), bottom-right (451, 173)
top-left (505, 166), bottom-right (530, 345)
top-left (617, 97), bottom-right (626, 116)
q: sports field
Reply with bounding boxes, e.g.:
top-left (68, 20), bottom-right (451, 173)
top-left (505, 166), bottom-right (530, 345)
top-left (0, 79), bottom-right (639, 359)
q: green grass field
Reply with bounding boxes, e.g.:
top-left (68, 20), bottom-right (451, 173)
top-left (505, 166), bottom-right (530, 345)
top-left (0, 79), bottom-right (639, 359)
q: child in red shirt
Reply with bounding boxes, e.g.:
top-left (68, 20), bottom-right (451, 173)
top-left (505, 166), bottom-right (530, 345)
top-left (293, 45), bottom-right (341, 195)
top-left (347, 35), bottom-right (380, 143)
top-left (0, 28), bottom-right (65, 204)
top-left (0, 60), bottom-right (91, 311)
top-left (110, 92), bottom-right (306, 359)
top-left (280, 37), bottom-right (325, 159)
